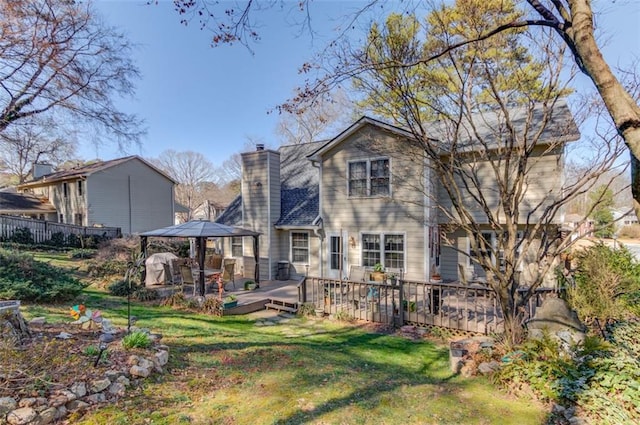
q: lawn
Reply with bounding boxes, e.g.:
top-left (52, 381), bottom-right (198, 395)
top-left (7, 249), bottom-right (549, 424)
top-left (17, 284), bottom-right (549, 425)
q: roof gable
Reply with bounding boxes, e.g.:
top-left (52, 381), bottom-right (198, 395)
top-left (18, 156), bottom-right (177, 188)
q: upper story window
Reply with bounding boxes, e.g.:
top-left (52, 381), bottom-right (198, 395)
top-left (63, 182), bottom-right (68, 198)
top-left (348, 158), bottom-right (390, 197)
top-left (77, 180), bottom-right (83, 197)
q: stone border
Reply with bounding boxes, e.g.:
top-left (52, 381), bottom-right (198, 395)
top-left (1, 330), bottom-right (169, 425)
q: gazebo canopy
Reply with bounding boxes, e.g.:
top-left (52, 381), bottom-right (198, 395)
top-left (139, 220), bottom-right (261, 296)
top-left (140, 220), bottom-right (260, 238)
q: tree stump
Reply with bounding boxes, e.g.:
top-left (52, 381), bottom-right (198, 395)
top-left (0, 301), bottom-right (30, 347)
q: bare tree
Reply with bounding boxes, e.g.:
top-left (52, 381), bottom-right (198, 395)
top-left (0, 118), bottom-right (76, 183)
top-left (345, 2), bottom-right (623, 342)
top-left (276, 89), bottom-right (355, 145)
top-left (152, 150), bottom-right (217, 222)
top-left (0, 0), bottom-right (144, 151)
top-left (168, 0), bottom-right (640, 218)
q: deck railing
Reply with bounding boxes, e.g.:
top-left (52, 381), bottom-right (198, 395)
top-left (0, 214), bottom-right (121, 244)
top-left (299, 276), bottom-right (559, 335)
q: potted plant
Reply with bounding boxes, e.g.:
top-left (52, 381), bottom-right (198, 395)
top-left (223, 294), bottom-right (237, 309)
top-left (388, 273), bottom-right (398, 285)
top-left (370, 263), bottom-right (385, 282)
top-left (243, 280), bottom-right (257, 290)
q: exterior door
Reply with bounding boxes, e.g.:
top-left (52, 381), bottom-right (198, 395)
top-left (327, 233), bottom-right (345, 279)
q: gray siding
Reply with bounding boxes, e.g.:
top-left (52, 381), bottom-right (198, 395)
top-left (437, 145), bottom-right (563, 224)
top-left (320, 126), bottom-right (431, 281)
top-left (241, 150), bottom-right (282, 280)
top-left (86, 159), bottom-right (174, 234)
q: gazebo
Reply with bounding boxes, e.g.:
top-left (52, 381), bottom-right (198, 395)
top-left (139, 220), bottom-right (261, 296)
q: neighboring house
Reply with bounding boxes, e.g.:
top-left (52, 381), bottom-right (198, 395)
top-left (192, 200), bottom-right (227, 222)
top-left (0, 187), bottom-right (57, 220)
top-left (217, 102), bottom-right (579, 284)
top-left (17, 156), bottom-right (177, 234)
top-left (563, 213), bottom-right (594, 239)
top-left (612, 208), bottom-right (639, 230)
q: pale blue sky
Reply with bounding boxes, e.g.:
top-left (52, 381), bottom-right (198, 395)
top-left (86, 1), bottom-right (640, 168)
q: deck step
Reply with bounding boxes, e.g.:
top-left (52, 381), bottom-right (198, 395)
top-left (265, 300), bottom-right (298, 313)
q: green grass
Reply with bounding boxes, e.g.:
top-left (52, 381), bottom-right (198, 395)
top-left (20, 287), bottom-right (548, 425)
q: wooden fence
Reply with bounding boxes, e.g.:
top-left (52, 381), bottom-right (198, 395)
top-left (0, 214), bottom-right (121, 244)
top-left (299, 277), bottom-right (558, 335)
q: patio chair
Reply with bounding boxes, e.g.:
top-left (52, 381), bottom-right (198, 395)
top-left (220, 260), bottom-right (236, 290)
top-left (163, 263), bottom-right (174, 285)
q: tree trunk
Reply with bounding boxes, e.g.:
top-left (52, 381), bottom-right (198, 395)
top-left (0, 303), bottom-right (30, 346)
top-left (567, 0), bottom-right (640, 218)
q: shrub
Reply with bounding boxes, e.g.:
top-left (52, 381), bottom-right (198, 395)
top-left (87, 259), bottom-right (129, 278)
top-left (132, 286), bottom-right (158, 302)
top-left (122, 331), bottom-right (151, 349)
top-left (48, 232), bottom-right (66, 247)
top-left (201, 297), bottom-right (223, 316)
top-left (296, 302), bottom-right (316, 317)
top-left (494, 322), bottom-right (640, 424)
top-left (0, 248), bottom-right (85, 302)
top-left (10, 227), bottom-right (33, 244)
top-left (160, 292), bottom-right (187, 307)
top-left (107, 279), bottom-right (138, 297)
top-left (618, 224), bottom-right (640, 239)
top-left (70, 249), bottom-right (95, 259)
top-left (567, 243), bottom-right (640, 328)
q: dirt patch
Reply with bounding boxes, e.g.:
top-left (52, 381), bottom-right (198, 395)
top-left (0, 322), bottom-right (146, 399)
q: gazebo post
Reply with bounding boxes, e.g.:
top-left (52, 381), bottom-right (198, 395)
top-left (197, 237), bottom-right (206, 296)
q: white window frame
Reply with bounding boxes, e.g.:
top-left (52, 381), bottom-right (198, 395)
top-left (360, 232), bottom-right (405, 270)
top-left (290, 231), bottom-right (310, 265)
top-left (468, 230), bottom-right (524, 271)
top-left (347, 157), bottom-right (391, 198)
top-left (231, 236), bottom-right (243, 257)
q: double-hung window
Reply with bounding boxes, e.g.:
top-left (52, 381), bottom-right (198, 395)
top-left (63, 182), bottom-right (69, 198)
top-left (231, 236), bottom-right (243, 257)
top-left (348, 158), bottom-right (390, 197)
top-left (291, 232), bottom-right (309, 264)
top-left (361, 233), bottom-right (404, 269)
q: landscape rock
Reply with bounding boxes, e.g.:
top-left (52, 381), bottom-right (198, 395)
top-left (85, 393), bottom-right (106, 404)
top-left (65, 400), bottom-right (89, 412)
top-left (6, 407), bottom-right (37, 425)
top-left (90, 378), bottom-right (111, 393)
top-left (28, 317), bottom-right (46, 326)
top-left (99, 333), bottom-right (115, 344)
top-left (527, 298), bottom-right (586, 344)
top-left (155, 350), bottom-right (169, 367)
top-left (116, 376), bottom-right (130, 387)
top-left (137, 357), bottom-right (154, 370)
top-left (16, 398), bottom-right (36, 408)
top-left (70, 382), bottom-right (87, 398)
top-left (37, 407), bottom-right (58, 425)
top-left (478, 361), bottom-right (501, 375)
top-left (129, 365), bottom-right (150, 378)
top-left (127, 355), bottom-right (140, 366)
top-left (54, 332), bottom-right (72, 340)
top-left (0, 397), bottom-right (17, 415)
top-left (108, 382), bottom-right (126, 397)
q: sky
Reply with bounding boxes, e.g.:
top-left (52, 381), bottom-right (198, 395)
top-left (85, 0), bottom-right (640, 168)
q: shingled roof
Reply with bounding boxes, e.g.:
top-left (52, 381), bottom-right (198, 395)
top-left (18, 156), bottom-right (176, 188)
top-left (216, 141), bottom-right (324, 228)
top-left (0, 189), bottom-right (56, 214)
